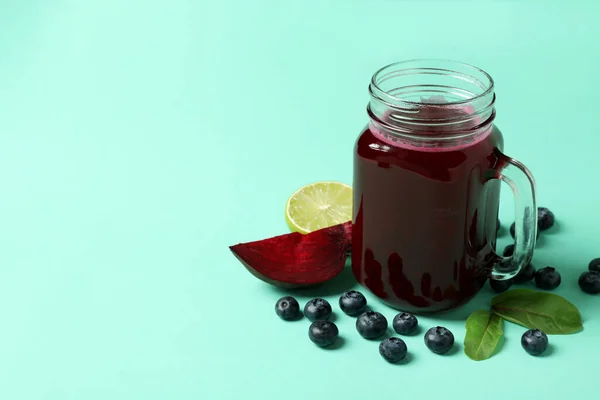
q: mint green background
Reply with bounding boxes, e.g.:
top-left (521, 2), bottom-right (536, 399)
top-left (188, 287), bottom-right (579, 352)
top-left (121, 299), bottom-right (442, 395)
top-left (1, 1), bottom-right (599, 399)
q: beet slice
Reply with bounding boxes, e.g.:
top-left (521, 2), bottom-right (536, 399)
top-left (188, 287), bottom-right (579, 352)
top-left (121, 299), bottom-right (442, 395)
top-left (229, 221), bottom-right (352, 288)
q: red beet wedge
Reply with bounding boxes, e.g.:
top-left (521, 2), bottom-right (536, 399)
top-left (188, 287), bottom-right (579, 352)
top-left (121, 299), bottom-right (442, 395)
top-left (229, 221), bottom-right (352, 288)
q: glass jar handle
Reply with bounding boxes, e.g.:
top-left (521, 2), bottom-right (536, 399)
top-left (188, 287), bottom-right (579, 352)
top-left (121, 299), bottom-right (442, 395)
top-left (489, 153), bottom-right (537, 280)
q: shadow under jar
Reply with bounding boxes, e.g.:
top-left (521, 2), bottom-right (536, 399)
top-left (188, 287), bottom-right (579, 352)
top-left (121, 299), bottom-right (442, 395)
top-left (352, 60), bottom-right (537, 314)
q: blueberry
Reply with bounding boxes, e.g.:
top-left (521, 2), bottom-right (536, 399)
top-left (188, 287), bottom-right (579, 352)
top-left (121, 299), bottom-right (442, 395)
top-left (304, 298), bottom-right (332, 321)
top-left (510, 222), bottom-right (540, 240)
top-left (356, 311), bottom-right (388, 339)
top-left (275, 296), bottom-right (301, 321)
top-left (379, 337), bottom-right (408, 363)
top-left (489, 278), bottom-right (512, 293)
top-left (308, 320), bottom-right (339, 347)
top-left (424, 326), bottom-right (454, 354)
top-left (534, 267), bottom-right (561, 290)
top-left (339, 290), bottom-right (367, 316)
top-left (513, 263), bottom-right (536, 284)
top-left (537, 207), bottom-right (555, 231)
top-left (392, 312), bottom-right (418, 335)
top-left (589, 258), bottom-right (600, 272)
top-left (521, 329), bottom-right (548, 356)
top-left (503, 244), bottom-right (514, 257)
top-left (578, 271), bottom-right (600, 294)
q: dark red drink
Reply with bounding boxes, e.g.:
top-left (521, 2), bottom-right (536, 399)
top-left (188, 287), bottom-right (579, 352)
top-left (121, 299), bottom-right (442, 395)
top-left (352, 60), bottom-right (537, 313)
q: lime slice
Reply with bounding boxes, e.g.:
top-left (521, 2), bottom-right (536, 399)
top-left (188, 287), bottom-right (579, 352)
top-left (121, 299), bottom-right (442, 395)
top-left (285, 181), bottom-right (353, 234)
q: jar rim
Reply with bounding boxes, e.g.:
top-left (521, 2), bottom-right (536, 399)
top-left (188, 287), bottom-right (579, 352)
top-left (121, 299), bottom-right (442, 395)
top-left (370, 59), bottom-right (495, 107)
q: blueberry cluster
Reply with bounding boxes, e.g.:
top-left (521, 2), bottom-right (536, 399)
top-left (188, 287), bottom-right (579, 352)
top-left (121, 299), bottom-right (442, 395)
top-left (495, 207), bottom-right (600, 295)
top-left (579, 258), bottom-right (600, 295)
top-left (492, 207), bottom-right (562, 293)
top-left (275, 290), bottom-right (456, 363)
top-left (275, 292), bottom-right (551, 358)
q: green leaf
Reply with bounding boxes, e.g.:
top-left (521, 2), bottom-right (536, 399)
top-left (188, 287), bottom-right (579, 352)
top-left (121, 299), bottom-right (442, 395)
top-left (491, 288), bottom-right (583, 334)
top-left (464, 310), bottom-right (504, 361)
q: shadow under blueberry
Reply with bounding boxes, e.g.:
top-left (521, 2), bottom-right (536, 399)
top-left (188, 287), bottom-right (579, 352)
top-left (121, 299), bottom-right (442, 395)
top-left (400, 324), bottom-right (423, 337)
top-left (321, 336), bottom-right (345, 350)
top-left (440, 344), bottom-right (460, 356)
top-left (377, 329), bottom-right (394, 342)
top-left (381, 324), bottom-right (422, 338)
top-left (535, 233), bottom-right (546, 248)
top-left (285, 313), bottom-right (305, 323)
top-left (537, 343), bottom-right (555, 358)
top-left (542, 220), bottom-right (561, 235)
top-left (391, 352), bottom-right (414, 365)
top-left (532, 222), bottom-right (561, 248)
top-left (327, 313), bottom-right (339, 323)
top-left (357, 305), bottom-right (373, 314)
